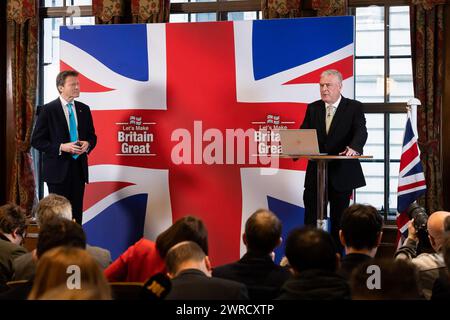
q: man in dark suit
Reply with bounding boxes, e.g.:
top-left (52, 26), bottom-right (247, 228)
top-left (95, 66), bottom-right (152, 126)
top-left (31, 70), bottom-right (97, 225)
top-left (337, 204), bottom-right (383, 280)
top-left (213, 209), bottom-right (291, 299)
top-left (300, 69), bottom-right (367, 249)
top-left (165, 241), bottom-right (248, 300)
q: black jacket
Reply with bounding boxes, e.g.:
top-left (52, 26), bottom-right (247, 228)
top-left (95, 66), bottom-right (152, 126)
top-left (277, 269), bottom-right (350, 300)
top-left (31, 98), bottom-right (97, 183)
top-left (213, 252), bottom-right (291, 300)
top-left (301, 96), bottom-right (367, 191)
top-left (165, 269), bottom-right (249, 300)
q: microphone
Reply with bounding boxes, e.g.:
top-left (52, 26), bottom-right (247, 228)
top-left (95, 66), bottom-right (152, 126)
top-left (141, 273), bottom-right (172, 300)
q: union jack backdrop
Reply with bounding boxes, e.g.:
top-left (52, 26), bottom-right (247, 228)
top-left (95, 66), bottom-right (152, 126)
top-left (60, 17), bottom-right (355, 265)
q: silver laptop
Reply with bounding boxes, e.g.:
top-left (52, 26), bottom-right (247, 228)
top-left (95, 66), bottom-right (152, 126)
top-left (277, 129), bottom-right (326, 156)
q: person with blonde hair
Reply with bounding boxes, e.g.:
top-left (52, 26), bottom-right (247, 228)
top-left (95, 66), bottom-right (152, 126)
top-left (28, 246), bottom-right (111, 300)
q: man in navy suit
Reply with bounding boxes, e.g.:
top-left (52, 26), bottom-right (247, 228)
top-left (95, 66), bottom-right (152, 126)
top-left (300, 69), bottom-right (367, 250)
top-left (31, 70), bottom-right (97, 225)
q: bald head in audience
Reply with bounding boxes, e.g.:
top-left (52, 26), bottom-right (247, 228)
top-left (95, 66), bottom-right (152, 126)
top-left (165, 241), bottom-right (211, 278)
top-left (428, 211), bottom-right (450, 252)
top-left (244, 209), bottom-right (282, 255)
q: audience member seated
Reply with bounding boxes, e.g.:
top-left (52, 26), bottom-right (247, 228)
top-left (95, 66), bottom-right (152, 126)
top-left (395, 211), bottom-right (450, 299)
top-left (0, 217), bottom-right (86, 300)
top-left (165, 241), bottom-right (248, 300)
top-left (213, 209), bottom-right (291, 299)
top-left (431, 220), bottom-right (450, 300)
top-left (105, 216), bottom-right (208, 282)
top-left (277, 227), bottom-right (350, 300)
top-left (13, 194), bottom-right (111, 281)
top-left (338, 204), bottom-right (383, 280)
top-left (0, 204), bottom-right (28, 292)
top-left (28, 246), bottom-right (111, 300)
top-left (351, 258), bottom-right (421, 300)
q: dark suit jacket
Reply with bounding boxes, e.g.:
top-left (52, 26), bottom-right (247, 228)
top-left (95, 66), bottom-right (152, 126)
top-left (300, 96), bottom-right (368, 191)
top-left (165, 269), bottom-right (249, 300)
top-left (337, 253), bottom-right (372, 281)
top-left (0, 235), bottom-right (27, 292)
top-left (31, 98), bottom-right (97, 184)
top-left (213, 252), bottom-right (292, 299)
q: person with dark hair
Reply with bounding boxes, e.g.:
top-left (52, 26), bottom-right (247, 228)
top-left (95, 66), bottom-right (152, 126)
top-left (300, 69), bottom-right (367, 251)
top-left (351, 258), bottom-right (421, 300)
top-left (0, 217), bottom-right (87, 300)
top-left (338, 204), bottom-right (383, 280)
top-left (105, 215), bottom-right (208, 282)
top-left (277, 227), bottom-right (350, 300)
top-left (31, 70), bottom-right (97, 225)
top-left (165, 241), bottom-right (248, 300)
top-left (213, 209), bottom-right (291, 299)
top-left (0, 204), bottom-right (28, 292)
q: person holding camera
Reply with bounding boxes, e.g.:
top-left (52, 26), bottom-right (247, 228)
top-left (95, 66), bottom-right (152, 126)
top-left (395, 210), bottom-right (450, 299)
top-left (31, 71), bottom-right (97, 225)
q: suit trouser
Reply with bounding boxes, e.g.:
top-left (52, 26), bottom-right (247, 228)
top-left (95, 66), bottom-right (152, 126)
top-left (303, 183), bottom-right (352, 253)
top-left (47, 157), bottom-right (85, 225)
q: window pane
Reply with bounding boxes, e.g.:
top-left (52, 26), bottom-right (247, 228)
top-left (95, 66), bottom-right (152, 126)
top-left (388, 58), bottom-right (414, 102)
top-left (389, 162), bottom-right (401, 213)
top-left (227, 11), bottom-right (257, 21)
top-left (356, 162), bottom-right (384, 210)
top-left (389, 6), bottom-right (411, 56)
top-left (43, 17), bottom-right (63, 104)
top-left (72, 0), bottom-right (92, 5)
top-left (355, 6), bottom-right (384, 57)
top-left (390, 113), bottom-right (407, 160)
top-left (355, 58), bottom-right (384, 102)
top-left (191, 13), bottom-right (216, 22)
top-left (364, 114), bottom-right (384, 160)
top-left (44, 0), bottom-right (63, 6)
top-left (170, 14), bottom-right (189, 23)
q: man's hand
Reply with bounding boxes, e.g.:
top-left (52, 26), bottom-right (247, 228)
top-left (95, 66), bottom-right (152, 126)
top-left (339, 146), bottom-right (360, 156)
top-left (60, 142), bottom-right (82, 155)
top-left (407, 219), bottom-right (419, 242)
top-left (78, 140), bottom-right (90, 154)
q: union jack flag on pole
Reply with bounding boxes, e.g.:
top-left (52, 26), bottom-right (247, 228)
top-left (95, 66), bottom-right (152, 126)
top-left (396, 99), bottom-right (427, 246)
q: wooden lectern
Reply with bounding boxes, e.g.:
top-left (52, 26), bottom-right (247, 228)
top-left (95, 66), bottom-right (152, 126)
top-left (281, 155), bottom-right (373, 230)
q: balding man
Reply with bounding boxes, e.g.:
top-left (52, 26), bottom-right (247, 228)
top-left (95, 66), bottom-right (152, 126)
top-left (396, 211), bottom-right (450, 299)
top-left (213, 209), bottom-right (291, 299)
top-left (165, 241), bottom-right (248, 300)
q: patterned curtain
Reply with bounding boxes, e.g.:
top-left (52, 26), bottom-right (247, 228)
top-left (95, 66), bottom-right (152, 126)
top-left (93, 0), bottom-right (170, 24)
top-left (261, 0), bottom-right (302, 19)
top-left (311, 0), bottom-right (347, 16)
top-left (131, 0), bottom-right (170, 23)
top-left (410, 0), bottom-right (446, 213)
top-left (6, 0), bottom-right (38, 215)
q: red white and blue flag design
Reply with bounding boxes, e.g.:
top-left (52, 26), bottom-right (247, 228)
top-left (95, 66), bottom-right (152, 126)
top-left (60, 17), bottom-right (355, 265)
top-left (396, 108), bottom-right (427, 245)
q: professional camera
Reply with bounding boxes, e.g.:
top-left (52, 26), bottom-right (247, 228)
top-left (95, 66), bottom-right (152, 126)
top-left (407, 202), bottom-right (428, 233)
top-left (407, 202), bottom-right (432, 254)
